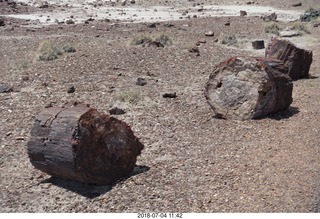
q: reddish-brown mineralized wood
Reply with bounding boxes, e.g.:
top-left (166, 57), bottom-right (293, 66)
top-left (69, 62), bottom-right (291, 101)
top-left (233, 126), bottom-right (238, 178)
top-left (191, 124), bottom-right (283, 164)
top-left (27, 104), bottom-right (144, 185)
top-left (265, 37), bottom-right (313, 80)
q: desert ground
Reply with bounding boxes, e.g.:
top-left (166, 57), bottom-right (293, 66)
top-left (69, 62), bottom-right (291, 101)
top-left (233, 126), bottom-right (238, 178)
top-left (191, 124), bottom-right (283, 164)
top-left (1, 0), bottom-right (320, 213)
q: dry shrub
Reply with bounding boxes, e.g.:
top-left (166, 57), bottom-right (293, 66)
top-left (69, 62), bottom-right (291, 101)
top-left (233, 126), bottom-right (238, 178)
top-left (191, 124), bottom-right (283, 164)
top-left (219, 34), bottom-right (237, 46)
top-left (35, 41), bottom-right (62, 61)
top-left (265, 22), bottom-right (281, 35)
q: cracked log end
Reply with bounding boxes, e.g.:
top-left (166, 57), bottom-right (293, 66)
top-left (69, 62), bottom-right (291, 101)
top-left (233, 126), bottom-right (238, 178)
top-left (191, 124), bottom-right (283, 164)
top-left (27, 104), bottom-right (144, 185)
top-left (205, 56), bottom-right (293, 120)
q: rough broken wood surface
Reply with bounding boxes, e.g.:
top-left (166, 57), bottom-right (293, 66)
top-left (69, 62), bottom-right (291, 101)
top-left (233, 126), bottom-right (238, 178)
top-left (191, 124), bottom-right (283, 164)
top-left (27, 104), bottom-right (144, 185)
top-left (265, 37), bottom-right (313, 80)
top-left (205, 57), bottom-right (293, 120)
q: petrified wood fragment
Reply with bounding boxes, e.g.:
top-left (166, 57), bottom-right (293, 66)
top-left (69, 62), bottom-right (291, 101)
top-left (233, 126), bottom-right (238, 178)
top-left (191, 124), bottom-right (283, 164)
top-left (27, 103), bottom-right (144, 185)
top-left (265, 37), bottom-right (313, 80)
top-left (205, 57), bottom-right (293, 120)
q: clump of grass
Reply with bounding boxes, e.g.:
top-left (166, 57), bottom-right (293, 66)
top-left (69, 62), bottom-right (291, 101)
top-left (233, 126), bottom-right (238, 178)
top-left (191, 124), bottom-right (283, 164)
top-left (154, 33), bottom-right (172, 46)
top-left (219, 34), bottom-right (237, 46)
top-left (35, 41), bottom-right (77, 61)
top-left (117, 91), bottom-right (142, 104)
top-left (291, 21), bottom-right (311, 34)
top-left (130, 34), bottom-right (153, 45)
top-left (265, 22), bottom-right (281, 35)
top-left (129, 33), bottom-right (172, 46)
top-left (35, 40), bottom-right (62, 61)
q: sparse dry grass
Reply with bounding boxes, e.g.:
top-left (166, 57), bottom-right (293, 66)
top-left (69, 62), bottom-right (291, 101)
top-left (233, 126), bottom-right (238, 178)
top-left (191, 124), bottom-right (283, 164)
top-left (35, 40), bottom-right (62, 61)
top-left (265, 22), bottom-right (281, 35)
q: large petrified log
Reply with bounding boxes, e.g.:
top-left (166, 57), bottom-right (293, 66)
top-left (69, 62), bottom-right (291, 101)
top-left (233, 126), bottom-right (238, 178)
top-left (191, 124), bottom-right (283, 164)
top-left (205, 56), bottom-right (293, 120)
top-left (265, 37), bottom-right (313, 80)
top-left (27, 103), bottom-right (144, 185)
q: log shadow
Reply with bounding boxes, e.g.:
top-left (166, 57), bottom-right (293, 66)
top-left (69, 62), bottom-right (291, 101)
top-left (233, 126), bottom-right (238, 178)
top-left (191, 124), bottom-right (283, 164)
top-left (267, 106), bottom-right (300, 120)
top-left (39, 165), bottom-right (150, 199)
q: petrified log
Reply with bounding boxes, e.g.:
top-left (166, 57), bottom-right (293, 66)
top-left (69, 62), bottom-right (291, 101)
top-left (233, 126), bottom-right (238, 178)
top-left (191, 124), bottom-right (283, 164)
top-left (205, 56), bottom-right (293, 120)
top-left (265, 37), bottom-right (313, 80)
top-left (27, 103), bottom-right (144, 185)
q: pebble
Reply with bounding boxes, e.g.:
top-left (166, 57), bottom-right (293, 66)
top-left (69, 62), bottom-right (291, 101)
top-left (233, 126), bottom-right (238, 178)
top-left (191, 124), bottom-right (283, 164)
top-left (67, 85), bottom-right (75, 93)
top-left (136, 78), bottom-right (147, 86)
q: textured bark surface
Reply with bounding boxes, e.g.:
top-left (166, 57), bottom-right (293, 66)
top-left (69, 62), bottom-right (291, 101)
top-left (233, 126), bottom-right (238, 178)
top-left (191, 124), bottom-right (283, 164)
top-left (27, 104), bottom-right (144, 185)
top-left (265, 37), bottom-right (313, 80)
top-left (205, 57), bottom-right (293, 120)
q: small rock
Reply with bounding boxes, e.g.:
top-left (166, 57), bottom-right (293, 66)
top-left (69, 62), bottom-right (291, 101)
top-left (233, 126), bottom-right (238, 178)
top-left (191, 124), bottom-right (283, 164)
top-left (252, 40), bottom-right (265, 49)
top-left (188, 47), bottom-right (200, 54)
top-left (67, 85), bottom-right (75, 93)
top-left (0, 84), bottom-right (13, 93)
top-left (163, 92), bottom-right (177, 98)
top-left (198, 39), bottom-right (206, 44)
top-left (136, 78), bottom-right (147, 86)
top-left (164, 23), bottom-right (174, 28)
top-left (147, 23), bottom-right (156, 28)
top-left (0, 17), bottom-right (5, 26)
top-left (121, 0), bottom-right (127, 6)
top-left (21, 75), bottom-right (30, 81)
top-left (314, 23), bottom-right (319, 27)
top-left (65, 19), bottom-right (75, 24)
top-left (240, 10), bottom-right (247, 17)
top-left (292, 2), bottom-right (302, 7)
top-left (144, 41), bottom-right (164, 48)
top-left (130, 0), bottom-right (136, 4)
top-left (204, 31), bottom-right (214, 37)
top-left (109, 107), bottom-right (126, 115)
top-left (39, 1), bottom-right (49, 8)
top-left (262, 12), bottom-right (277, 22)
top-left (16, 137), bottom-right (25, 141)
top-left (45, 102), bottom-right (53, 108)
top-left (5, 132), bottom-right (12, 137)
top-left (279, 30), bottom-right (300, 37)
top-left (224, 21), bottom-right (230, 26)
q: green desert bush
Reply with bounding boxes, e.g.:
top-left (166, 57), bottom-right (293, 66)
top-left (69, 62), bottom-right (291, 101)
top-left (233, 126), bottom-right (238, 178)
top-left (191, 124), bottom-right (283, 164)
top-left (35, 41), bottom-right (62, 61)
top-left (265, 22), bottom-right (281, 35)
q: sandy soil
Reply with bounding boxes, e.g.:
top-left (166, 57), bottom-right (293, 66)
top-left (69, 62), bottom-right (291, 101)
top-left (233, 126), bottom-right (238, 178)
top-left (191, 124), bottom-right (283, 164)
top-left (1, 0), bottom-right (320, 213)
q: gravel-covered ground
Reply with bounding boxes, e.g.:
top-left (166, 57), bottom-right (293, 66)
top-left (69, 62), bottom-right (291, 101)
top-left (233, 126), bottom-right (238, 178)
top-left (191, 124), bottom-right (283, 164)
top-left (1, 0), bottom-right (320, 213)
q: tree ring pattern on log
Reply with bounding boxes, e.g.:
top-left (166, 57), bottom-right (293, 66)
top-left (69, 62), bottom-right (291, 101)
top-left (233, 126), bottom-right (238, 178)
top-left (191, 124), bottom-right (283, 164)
top-left (205, 57), bottom-right (293, 120)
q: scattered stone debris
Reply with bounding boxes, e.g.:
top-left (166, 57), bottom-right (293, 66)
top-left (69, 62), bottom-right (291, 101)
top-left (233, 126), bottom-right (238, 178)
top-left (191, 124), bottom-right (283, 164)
top-left (292, 2), bottom-right (302, 7)
top-left (163, 92), bottom-right (177, 98)
top-left (300, 8), bottom-right (320, 22)
top-left (67, 85), bottom-right (75, 93)
top-left (240, 10), bottom-right (247, 17)
top-left (109, 107), bottom-right (126, 115)
top-left (0, 84), bottom-right (13, 93)
top-left (252, 40), bottom-right (265, 49)
top-left (136, 78), bottom-right (147, 86)
top-left (188, 47), bottom-right (200, 56)
top-left (204, 31), bottom-right (214, 37)
top-left (262, 12), bottom-right (277, 22)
